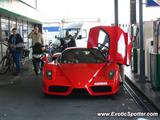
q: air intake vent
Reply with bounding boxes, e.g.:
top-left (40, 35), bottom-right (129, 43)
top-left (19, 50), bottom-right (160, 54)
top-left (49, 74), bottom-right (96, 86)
top-left (48, 86), bottom-right (69, 92)
top-left (91, 86), bottom-right (112, 93)
top-left (71, 89), bottom-right (90, 95)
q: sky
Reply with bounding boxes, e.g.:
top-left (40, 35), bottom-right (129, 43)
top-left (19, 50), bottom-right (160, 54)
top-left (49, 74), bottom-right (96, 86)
top-left (38, 0), bottom-right (160, 24)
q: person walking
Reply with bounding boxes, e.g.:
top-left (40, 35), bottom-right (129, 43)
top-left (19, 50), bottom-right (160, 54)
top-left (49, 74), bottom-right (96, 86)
top-left (8, 28), bottom-right (24, 75)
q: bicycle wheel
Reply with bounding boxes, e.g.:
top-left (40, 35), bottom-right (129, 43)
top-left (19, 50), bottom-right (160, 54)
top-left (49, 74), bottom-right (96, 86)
top-left (9, 56), bottom-right (16, 74)
top-left (0, 56), bottom-right (9, 74)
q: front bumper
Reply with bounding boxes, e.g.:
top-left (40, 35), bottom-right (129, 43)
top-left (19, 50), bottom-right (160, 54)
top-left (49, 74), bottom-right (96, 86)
top-left (43, 83), bottom-right (120, 96)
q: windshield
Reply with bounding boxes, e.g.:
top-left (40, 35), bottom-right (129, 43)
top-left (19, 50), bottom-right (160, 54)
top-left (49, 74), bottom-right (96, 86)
top-left (58, 28), bottom-right (80, 39)
top-left (60, 48), bottom-right (105, 63)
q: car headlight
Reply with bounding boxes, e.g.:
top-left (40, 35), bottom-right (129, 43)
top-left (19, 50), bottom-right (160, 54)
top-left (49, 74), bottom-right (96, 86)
top-left (108, 70), bottom-right (115, 80)
top-left (46, 70), bottom-right (52, 80)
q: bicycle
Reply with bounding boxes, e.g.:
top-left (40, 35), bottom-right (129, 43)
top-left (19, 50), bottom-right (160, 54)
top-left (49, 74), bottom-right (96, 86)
top-left (0, 42), bottom-right (15, 74)
top-left (0, 42), bottom-right (29, 75)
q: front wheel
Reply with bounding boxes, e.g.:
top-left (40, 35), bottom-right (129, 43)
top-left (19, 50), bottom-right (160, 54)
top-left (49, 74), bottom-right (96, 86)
top-left (9, 57), bottom-right (16, 74)
top-left (0, 56), bottom-right (9, 74)
top-left (32, 59), bottom-right (41, 75)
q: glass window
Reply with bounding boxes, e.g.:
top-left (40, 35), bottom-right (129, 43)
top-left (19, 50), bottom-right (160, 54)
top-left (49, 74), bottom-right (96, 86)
top-left (77, 29), bottom-right (87, 39)
top-left (1, 18), bottom-right (9, 40)
top-left (17, 20), bottom-right (23, 36)
top-left (10, 19), bottom-right (17, 31)
top-left (23, 21), bottom-right (28, 48)
top-left (28, 23), bottom-right (34, 34)
top-left (81, 29), bottom-right (87, 38)
top-left (28, 23), bottom-right (34, 58)
top-left (1, 17), bottom-right (9, 58)
top-left (97, 29), bottom-right (110, 56)
top-left (58, 28), bottom-right (80, 39)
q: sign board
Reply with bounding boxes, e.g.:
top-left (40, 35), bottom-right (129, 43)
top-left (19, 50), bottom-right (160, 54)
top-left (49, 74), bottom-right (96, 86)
top-left (146, 0), bottom-right (160, 6)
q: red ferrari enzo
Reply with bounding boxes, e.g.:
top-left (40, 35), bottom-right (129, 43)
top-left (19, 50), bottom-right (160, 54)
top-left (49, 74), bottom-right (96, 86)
top-left (42, 26), bottom-right (132, 96)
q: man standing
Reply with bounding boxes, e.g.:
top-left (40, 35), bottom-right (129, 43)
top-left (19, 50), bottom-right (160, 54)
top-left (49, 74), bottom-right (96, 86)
top-left (8, 28), bottom-right (24, 75)
top-left (28, 26), bottom-right (44, 75)
top-left (28, 26), bottom-right (44, 46)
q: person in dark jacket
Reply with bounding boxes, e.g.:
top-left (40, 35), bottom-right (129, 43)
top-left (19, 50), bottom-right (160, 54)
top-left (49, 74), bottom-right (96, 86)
top-left (68, 35), bottom-right (76, 47)
top-left (8, 28), bottom-right (24, 75)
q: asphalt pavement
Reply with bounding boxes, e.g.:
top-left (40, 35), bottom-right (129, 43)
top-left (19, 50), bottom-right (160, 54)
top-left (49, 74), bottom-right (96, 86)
top-left (0, 61), bottom-right (159, 120)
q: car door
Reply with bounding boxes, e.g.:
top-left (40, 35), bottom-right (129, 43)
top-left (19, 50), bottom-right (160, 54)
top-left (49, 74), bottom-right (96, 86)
top-left (87, 26), bottom-right (132, 65)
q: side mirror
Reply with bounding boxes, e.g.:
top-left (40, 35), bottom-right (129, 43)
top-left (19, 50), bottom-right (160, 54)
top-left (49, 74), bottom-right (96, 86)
top-left (77, 35), bottom-right (82, 39)
top-left (55, 35), bottom-right (57, 39)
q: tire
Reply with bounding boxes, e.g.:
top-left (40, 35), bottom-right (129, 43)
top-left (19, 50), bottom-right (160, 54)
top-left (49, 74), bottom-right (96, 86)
top-left (34, 64), bottom-right (39, 75)
top-left (9, 58), bottom-right (16, 74)
top-left (33, 59), bottom-right (41, 75)
top-left (0, 56), bottom-right (9, 74)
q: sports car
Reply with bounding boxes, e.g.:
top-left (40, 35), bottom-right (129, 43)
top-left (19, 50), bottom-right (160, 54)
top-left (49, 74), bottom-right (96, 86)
top-left (42, 26), bottom-right (132, 96)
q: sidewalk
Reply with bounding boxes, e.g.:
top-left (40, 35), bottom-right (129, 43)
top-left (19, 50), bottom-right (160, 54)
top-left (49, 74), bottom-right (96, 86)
top-left (125, 66), bottom-right (160, 111)
top-left (0, 60), bottom-right (34, 86)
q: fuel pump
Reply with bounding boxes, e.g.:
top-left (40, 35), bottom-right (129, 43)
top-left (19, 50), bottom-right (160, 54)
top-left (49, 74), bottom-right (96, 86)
top-left (143, 21), bottom-right (154, 81)
top-left (150, 18), bottom-right (160, 89)
top-left (131, 24), bottom-right (139, 73)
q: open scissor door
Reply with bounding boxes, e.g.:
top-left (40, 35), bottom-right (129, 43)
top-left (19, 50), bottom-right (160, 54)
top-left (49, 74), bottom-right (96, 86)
top-left (87, 26), bottom-right (132, 65)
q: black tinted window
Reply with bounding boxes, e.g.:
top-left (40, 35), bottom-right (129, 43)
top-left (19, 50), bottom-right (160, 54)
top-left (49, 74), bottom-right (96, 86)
top-left (60, 48), bottom-right (105, 63)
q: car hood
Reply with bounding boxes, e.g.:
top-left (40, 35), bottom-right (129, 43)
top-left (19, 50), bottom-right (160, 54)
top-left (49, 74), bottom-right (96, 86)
top-left (58, 63), bottom-right (105, 88)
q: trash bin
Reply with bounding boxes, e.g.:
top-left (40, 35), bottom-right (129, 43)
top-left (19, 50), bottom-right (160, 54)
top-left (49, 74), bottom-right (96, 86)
top-left (150, 53), bottom-right (160, 90)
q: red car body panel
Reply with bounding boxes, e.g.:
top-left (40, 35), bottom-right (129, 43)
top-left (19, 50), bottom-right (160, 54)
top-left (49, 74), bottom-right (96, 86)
top-left (43, 61), bottom-right (120, 96)
top-left (42, 26), bottom-right (131, 96)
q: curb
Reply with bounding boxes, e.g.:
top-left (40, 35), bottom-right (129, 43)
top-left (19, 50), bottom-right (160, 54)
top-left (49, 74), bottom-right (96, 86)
top-left (125, 75), bottom-right (160, 113)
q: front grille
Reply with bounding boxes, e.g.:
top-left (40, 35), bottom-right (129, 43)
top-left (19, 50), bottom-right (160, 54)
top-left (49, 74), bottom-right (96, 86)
top-left (48, 86), bottom-right (69, 92)
top-left (71, 89), bottom-right (90, 95)
top-left (91, 86), bottom-right (112, 93)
